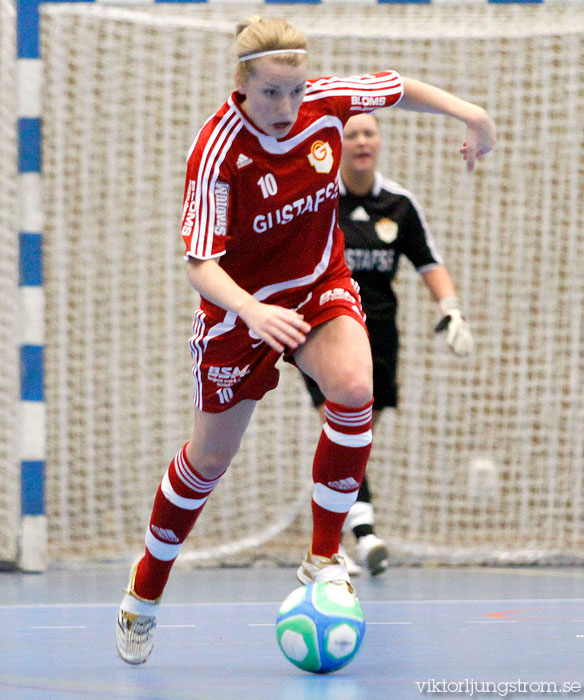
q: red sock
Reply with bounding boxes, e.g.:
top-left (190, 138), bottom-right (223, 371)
top-left (311, 399), bottom-right (373, 558)
top-left (133, 444), bottom-right (224, 600)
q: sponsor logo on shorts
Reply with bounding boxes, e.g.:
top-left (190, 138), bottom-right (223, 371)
top-left (319, 285), bottom-right (365, 321)
top-left (319, 288), bottom-right (358, 306)
top-left (208, 365), bottom-right (250, 388)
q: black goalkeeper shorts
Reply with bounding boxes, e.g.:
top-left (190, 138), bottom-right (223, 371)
top-left (301, 318), bottom-right (399, 411)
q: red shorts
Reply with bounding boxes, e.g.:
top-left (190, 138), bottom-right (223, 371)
top-left (189, 276), bottom-right (367, 413)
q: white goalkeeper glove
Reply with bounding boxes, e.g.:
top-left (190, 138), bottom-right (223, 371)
top-left (434, 297), bottom-right (474, 356)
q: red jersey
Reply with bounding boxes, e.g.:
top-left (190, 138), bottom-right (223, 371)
top-left (181, 71), bottom-right (404, 318)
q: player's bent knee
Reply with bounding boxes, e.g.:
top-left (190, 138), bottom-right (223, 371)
top-left (323, 372), bottom-right (373, 407)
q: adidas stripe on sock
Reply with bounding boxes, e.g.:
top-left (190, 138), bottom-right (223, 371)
top-left (311, 399), bottom-right (373, 558)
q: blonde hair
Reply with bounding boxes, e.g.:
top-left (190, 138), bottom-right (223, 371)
top-left (235, 16), bottom-right (309, 80)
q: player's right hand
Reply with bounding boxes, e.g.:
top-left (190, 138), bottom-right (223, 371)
top-left (240, 300), bottom-right (312, 353)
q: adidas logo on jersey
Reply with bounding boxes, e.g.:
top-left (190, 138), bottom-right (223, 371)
top-left (151, 525), bottom-right (180, 543)
top-left (349, 206), bottom-right (370, 222)
top-left (236, 153), bottom-right (253, 169)
top-left (327, 477), bottom-right (360, 492)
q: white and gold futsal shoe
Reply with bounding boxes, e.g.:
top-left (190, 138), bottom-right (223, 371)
top-left (297, 550), bottom-right (355, 595)
top-left (115, 561), bottom-right (160, 665)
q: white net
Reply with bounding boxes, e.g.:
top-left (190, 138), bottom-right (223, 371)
top-left (41, 2), bottom-right (584, 565)
top-left (0, 0), bottom-right (19, 567)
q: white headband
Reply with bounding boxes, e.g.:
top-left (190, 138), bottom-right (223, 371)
top-left (238, 49), bottom-right (308, 63)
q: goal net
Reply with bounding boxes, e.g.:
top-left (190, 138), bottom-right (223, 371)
top-left (40, 2), bottom-right (584, 566)
top-left (0, 0), bottom-right (20, 568)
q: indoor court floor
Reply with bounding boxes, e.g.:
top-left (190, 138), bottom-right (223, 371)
top-left (1, 564), bottom-right (583, 700)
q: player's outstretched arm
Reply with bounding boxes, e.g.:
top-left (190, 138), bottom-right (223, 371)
top-left (186, 258), bottom-right (311, 353)
top-left (398, 77), bottom-right (496, 172)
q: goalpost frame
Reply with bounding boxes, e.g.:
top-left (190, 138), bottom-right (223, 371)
top-left (14, 0), bottom-right (546, 572)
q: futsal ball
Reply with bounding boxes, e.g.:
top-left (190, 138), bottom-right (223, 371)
top-left (275, 582), bottom-right (366, 674)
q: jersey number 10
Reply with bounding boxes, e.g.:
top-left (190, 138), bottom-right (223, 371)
top-left (257, 174), bottom-right (278, 199)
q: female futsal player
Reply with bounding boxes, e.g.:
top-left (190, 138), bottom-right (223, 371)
top-left (116, 15), bottom-right (495, 664)
top-left (302, 112), bottom-right (474, 577)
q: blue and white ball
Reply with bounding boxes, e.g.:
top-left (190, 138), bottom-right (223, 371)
top-left (276, 582), bottom-right (366, 673)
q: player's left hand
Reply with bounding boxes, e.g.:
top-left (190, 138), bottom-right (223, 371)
top-left (434, 299), bottom-right (474, 356)
top-left (460, 107), bottom-right (496, 173)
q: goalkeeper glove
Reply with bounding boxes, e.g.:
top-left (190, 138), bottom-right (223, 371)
top-left (434, 297), bottom-right (474, 356)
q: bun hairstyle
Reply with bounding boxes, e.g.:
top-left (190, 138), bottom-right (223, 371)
top-left (235, 16), bottom-right (309, 79)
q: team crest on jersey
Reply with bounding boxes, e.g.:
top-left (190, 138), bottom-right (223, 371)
top-left (375, 217), bottom-right (398, 244)
top-left (307, 140), bottom-right (333, 174)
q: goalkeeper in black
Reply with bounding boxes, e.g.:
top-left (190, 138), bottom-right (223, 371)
top-left (301, 112), bottom-right (473, 575)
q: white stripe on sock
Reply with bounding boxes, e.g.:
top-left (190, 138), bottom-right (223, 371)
top-left (312, 483), bottom-right (359, 513)
top-left (161, 471), bottom-right (209, 511)
top-left (145, 528), bottom-right (182, 561)
top-left (324, 405), bottom-right (372, 427)
top-left (323, 422), bottom-right (372, 448)
top-left (174, 450), bottom-right (222, 494)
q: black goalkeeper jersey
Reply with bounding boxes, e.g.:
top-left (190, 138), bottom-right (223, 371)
top-left (339, 171), bottom-right (443, 323)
